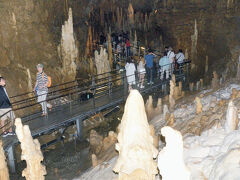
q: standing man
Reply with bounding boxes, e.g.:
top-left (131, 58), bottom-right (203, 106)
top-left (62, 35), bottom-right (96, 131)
top-left (159, 52), bottom-right (171, 80)
top-left (34, 64), bottom-right (52, 116)
top-left (0, 77), bottom-right (15, 136)
top-left (144, 50), bottom-right (156, 84)
top-left (167, 47), bottom-right (175, 74)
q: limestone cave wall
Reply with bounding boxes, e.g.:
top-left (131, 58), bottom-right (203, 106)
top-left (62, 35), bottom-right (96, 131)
top-left (0, 0), bottom-right (240, 96)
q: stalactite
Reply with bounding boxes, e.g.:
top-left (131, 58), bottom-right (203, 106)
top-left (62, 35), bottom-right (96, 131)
top-left (133, 31), bottom-right (137, 56)
top-left (158, 126), bottom-right (190, 180)
top-left (15, 118), bottom-right (46, 180)
top-left (0, 141), bottom-right (9, 180)
top-left (86, 26), bottom-right (93, 57)
top-left (185, 49), bottom-right (189, 60)
top-left (100, 9), bottom-right (104, 27)
top-left (128, 3), bottom-right (134, 26)
top-left (58, 8), bottom-right (78, 81)
top-left (113, 90), bottom-right (158, 180)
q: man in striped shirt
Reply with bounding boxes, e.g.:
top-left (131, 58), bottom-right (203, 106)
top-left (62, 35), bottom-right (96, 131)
top-left (34, 64), bottom-right (52, 116)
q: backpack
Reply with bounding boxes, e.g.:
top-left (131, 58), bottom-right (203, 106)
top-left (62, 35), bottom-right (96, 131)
top-left (41, 72), bottom-right (52, 87)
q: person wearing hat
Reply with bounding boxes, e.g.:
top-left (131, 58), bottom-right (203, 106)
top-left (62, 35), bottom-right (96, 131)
top-left (34, 64), bottom-right (52, 116)
top-left (0, 76), bottom-right (15, 136)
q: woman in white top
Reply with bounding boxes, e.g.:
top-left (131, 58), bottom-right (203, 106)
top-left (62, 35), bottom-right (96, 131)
top-left (137, 56), bottom-right (146, 88)
top-left (125, 59), bottom-right (136, 90)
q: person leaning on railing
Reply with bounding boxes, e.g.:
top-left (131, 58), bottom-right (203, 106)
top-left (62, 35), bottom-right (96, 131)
top-left (0, 76), bottom-right (15, 137)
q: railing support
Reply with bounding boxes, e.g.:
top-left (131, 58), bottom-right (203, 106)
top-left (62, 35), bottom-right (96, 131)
top-left (76, 118), bottom-right (83, 140)
top-left (7, 145), bottom-right (16, 173)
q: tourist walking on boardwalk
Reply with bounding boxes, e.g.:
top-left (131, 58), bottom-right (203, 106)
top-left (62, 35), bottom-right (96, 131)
top-left (175, 49), bottom-right (185, 72)
top-left (0, 77), bottom-right (15, 136)
top-left (126, 39), bottom-right (131, 57)
top-left (144, 50), bottom-right (156, 84)
top-left (137, 56), bottom-right (146, 88)
top-left (159, 52), bottom-right (171, 80)
top-left (34, 64), bottom-right (52, 116)
top-left (125, 58), bottom-right (136, 90)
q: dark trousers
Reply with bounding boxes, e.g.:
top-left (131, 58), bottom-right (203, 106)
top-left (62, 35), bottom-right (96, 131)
top-left (126, 47), bottom-right (131, 57)
top-left (146, 67), bottom-right (153, 83)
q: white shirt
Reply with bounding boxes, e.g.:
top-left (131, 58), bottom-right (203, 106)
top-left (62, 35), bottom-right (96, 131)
top-left (167, 51), bottom-right (175, 63)
top-left (175, 52), bottom-right (185, 63)
top-left (137, 61), bottom-right (146, 73)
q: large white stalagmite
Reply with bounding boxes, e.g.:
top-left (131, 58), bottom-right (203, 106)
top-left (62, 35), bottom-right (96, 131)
top-left (0, 141), bottom-right (9, 180)
top-left (224, 101), bottom-right (239, 133)
top-left (158, 126), bottom-right (190, 180)
top-left (58, 8), bottom-right (78, 81)
top-left (113, 90), bottom-right (158, 180)
top-left (15, 118), bottom-right (46, 180)
top-left (94, 47), bottom-right (111, 78)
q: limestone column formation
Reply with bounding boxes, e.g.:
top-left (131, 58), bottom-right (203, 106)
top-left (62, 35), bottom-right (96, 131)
top-left (158, 126), bottom-right (190, 180)
top-left (191, 19), bottom-right (198, 70)
top-left (0, 141), bottom-right (9, 180)
top-left (113, 90), bottom-right (158, 180)
top-left (85, 26), bottom-right (93, 57)
top-left (224, 101), bottom-right (239, 133)
top-left (15, 118), bottom-right (46, 180)
top-left (133, 31), bottom-right (137, 56)
top-left (205, 56), bottom-right (209, 74)
top-left (58, 8), bottom-right (78, 81)
top-left (94, 47), bottom-right (111, 78)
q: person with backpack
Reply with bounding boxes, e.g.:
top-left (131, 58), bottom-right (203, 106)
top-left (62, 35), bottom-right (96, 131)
top-left (34, 64), bottom-right (52, 116)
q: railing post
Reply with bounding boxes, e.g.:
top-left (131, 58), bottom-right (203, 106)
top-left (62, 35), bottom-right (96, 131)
top-left (108, 73), bottom-right (112, 96)
top-left (76, 118), bottom-right (83, 140)
top-left (7, 145), bottom-right (16, 173)
top-left (91, 75), bottom-right (96, 109)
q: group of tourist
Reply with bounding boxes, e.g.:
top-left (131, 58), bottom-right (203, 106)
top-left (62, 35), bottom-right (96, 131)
top-left (125, 46), bottom-right (186, 90)
top-left (0, 64), bottom-right (52, 137)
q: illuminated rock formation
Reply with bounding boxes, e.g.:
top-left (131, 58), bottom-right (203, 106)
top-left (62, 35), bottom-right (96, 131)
top-left (158, 126), bottom-right (190, 180)
top-left (195, 97), bottom-right (202, 114)
top-left (145, 96), bottom-right (154, 119)
top-left (224, 101), bottom-right (238, 133)
top-left (211, 71), bottom-right (219, 90)
top-left (107, 33), bottom-right (113, 69)
top-left (94, 47), bottom-right (111, 78)
top-left (128, 3), bottom-right (134, 25)
top-left (169, 80), bottom-right (176, 110)
top-left (113, 90), bottom-right (158, 180)
top-left (92, 154), bottom-right (98, 168)
top-left (89, 130), bottom-right (103, 155)
top-left (15, 118), bottom-right (46, 180)
top-left (0, 141), bottom-right (9, 180)
top-left (58, 8), bottom-right (78, 81)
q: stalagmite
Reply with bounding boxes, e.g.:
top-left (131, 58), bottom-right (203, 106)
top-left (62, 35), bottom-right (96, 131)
top-left (107, 33), bottom-right (113, 69)
top-left (89, 130), bottom-right (103, 155)
top-left (94, 47), bottom-right (111, 78)
top-left (158, 126), bottom-right (190, 180)
top-left (169, 80), bottom-right (176, 110)
top-left (113, 90), bottom-right (158, 180)
top-left (58, 8), bottom-right (78, 81)
top-left (92, 154), bottom-right (98, 168)
top-left (195, 97), bottom-right (202, 114)
top-left (163, 104), bottom-right (169, 120)
top-left (149, 125), bottom-right (159, 149)
top-left (196, 81), bottom-right (200, 91)
top-left (200, 78), bottom-right (203, 89)
top-left (205, 56), bottom-right (208, 74)
top-left (189, 82), bottom-right (194, 92)
top-left (231, 88), bottom-right (238, 99)
top-left (0, 141), bottom-right (9, 180)
top-left (145, 96), bottom-right (154, 119)
top-left (167, 114), bottom-right (175, 126)
top-left (155, 98), bottom-right (162, 113)
top-left (185, 49), bottom-right (189, 60)
top-left (211, 71), bottom-right (219, 89)
top-left (236, 55), bottom-right (240, 80)
top-left (15, 118), bottom-right (46, 180)
top-left (224, 101), bottom-right (239, 133)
